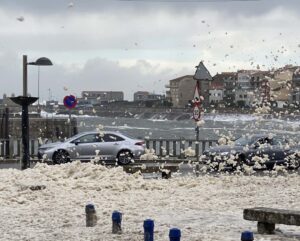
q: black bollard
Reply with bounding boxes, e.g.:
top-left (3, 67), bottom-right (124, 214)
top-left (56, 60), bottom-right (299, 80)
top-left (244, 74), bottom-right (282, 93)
top-left (85, 204), bottom-right (97, 227)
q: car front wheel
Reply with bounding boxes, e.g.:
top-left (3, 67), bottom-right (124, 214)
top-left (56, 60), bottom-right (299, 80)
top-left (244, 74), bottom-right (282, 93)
top-left (53, 150), bottom-right (70, 164)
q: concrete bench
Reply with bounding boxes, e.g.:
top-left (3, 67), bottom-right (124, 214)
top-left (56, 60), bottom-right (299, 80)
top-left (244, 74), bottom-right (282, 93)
top-left (244, 207), bottom-right (300, 234)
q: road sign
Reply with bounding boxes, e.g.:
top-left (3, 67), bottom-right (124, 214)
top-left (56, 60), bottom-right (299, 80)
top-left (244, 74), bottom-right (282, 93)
top-left (63, 95), bottom-right (77, 109)
top-left (193, 104), bottom-right (201, 121)
top-left (192, 82), bottom-right (202, 121)
top-left (193, 82), bottom-right (200, 101)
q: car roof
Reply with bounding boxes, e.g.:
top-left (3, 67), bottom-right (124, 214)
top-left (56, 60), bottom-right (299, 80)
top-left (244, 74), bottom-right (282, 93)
top-left (79, 130), bottom-right (122, 135)
top-left (245, 134), bottom-right (277, 139)
top-left (75, 131), bottom-right (138, 140)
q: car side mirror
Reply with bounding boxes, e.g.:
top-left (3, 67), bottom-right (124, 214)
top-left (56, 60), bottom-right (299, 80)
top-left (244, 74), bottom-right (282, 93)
top-left (73, 140), bottom-right (80, 145)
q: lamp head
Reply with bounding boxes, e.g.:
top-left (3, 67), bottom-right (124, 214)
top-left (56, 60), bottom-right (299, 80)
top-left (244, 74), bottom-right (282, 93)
top-left (28, 57), bottom-right (53, 66)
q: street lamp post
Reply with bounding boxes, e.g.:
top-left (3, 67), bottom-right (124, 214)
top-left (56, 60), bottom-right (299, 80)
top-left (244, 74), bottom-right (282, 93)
top-left (38, 66), bottom-right (40, 108)
top-left (28, 57), bottom-right (53, 112)
top-left (10, 55), bottom-right (52, 170)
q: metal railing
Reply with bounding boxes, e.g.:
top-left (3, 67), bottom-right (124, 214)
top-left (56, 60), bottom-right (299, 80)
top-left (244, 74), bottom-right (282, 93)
top-left (145, 138), bottom-right (218, 158)
top-left (0, 138), bottom-right (218, 159)
top-left (0, 139), bottom-right (41, 159)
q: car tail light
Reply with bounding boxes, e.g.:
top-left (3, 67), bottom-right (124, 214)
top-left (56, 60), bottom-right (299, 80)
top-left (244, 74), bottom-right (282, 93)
top-left (135, 141), bottom-right (145, 146)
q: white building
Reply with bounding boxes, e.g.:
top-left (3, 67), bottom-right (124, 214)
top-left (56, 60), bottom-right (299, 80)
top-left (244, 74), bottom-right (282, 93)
top-left (209, 89), bottom-right (223, 104)
top-left (235, 89), bottom-right (256, 107)
top-left (235, 70), bottom-right (255, 107)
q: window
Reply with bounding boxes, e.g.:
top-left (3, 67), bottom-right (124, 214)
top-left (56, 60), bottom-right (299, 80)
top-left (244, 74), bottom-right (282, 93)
top-left (103, 134), bottom-right (124, 142)
top-left (76, 134), bottom-right (101, 143)
top-left (256, 137), bottom-right (272, 146)
top-left (272, 137), bottom-right (286, 146)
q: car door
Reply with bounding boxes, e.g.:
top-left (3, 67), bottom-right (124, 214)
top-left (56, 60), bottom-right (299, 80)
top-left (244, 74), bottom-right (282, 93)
top-left (72, 134), bottom-right (100, 160)
top-left (252, 137), bottom-right (273, 165)
top-left (93, 134), bottom-right (125, 159)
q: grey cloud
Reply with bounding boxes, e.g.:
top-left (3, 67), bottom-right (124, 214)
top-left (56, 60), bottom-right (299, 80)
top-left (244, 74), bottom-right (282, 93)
top-left (2, 57), bottom-right (187, 101)
top-left (1, 0), bottom-right (300, 17)
top-left (1, 0), bottom-right (300, 101)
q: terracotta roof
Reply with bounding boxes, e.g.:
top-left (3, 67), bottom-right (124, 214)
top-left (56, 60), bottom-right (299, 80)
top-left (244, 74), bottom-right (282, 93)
top-left (213, 72), bottom-right (236, 80)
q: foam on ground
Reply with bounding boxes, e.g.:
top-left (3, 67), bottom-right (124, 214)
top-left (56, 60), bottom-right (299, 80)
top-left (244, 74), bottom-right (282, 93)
top-left (0, 161), bottom-right (299, 241)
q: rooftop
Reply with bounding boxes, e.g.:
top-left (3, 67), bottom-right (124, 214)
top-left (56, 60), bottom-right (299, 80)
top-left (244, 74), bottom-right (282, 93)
top-left (194, 61), bottom-right (212, 81)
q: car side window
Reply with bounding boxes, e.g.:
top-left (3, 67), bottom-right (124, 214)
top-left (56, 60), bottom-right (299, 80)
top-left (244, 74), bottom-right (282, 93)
top-left (256, 138), bottom-right (272, 147)
top-left (272, 137), bottom-right (285, 146)
top-left (76, 134), bottom-right (101, 143)
top-left (103, 134), bottom-right (124, 142)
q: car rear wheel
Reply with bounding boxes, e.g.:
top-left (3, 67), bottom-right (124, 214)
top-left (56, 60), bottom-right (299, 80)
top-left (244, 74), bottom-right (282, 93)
top-left (53, 150), bottom-right (70, 164)
top-left (117, 150), bottom-right (133, 165)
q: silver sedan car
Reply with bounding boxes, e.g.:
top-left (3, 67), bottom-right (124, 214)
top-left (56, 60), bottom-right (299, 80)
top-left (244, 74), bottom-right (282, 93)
top-left (38, 131), bottom-right (145, 165)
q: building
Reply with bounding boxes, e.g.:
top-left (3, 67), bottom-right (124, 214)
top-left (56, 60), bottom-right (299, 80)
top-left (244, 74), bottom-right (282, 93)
top-left (236, 70), bottom-right (253, 89)
top-left (165, 63), bottom-right (299, 109)
top-left (209, 72), bottom-right (238, 106)
top-left (166, 75), bottom-right (196, 108)
top-left (209, 89), bottom-right (223, 105)
top-left (273, 65), bottom-right (297, 82)
top-left (235, 70), bottom-right (255, 107)
top-left (46, 100), bottom-right (59, 106)
top-left (250, 71), bottom-right (272, 104)
top-left (1, 94), bottom-right (20, 111)
top-left (193, 61), bottom-right (213, 107)
top-left (147, 93), bottom-right (165, 101)
top-left (77, 99), bottom-right (93, 108)
top-left (269, 65), bottom-right (296, 107)
top-left (165, 62), bottom-right (212, 108)
top-left (290, 70), bottom-right (300, 105)
top-left (134, 91), bottom-right (149, 101)
top-left (133, 91), bottom-right (165, 102)
top-left (223, 72), bottom-right (237, 106)
top-left (209, 73), bottom-right (225, 105)
top-left (81, 91), bottom-right (124, 105)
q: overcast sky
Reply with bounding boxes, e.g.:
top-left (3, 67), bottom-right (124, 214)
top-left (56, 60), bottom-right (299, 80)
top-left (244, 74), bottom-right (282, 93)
top-left (1, 0), bottom-right (300, 101)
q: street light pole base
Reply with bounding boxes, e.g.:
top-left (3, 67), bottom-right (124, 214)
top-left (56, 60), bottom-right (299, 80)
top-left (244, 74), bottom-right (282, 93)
top-left (10, 96), bottom-right (38, 170)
